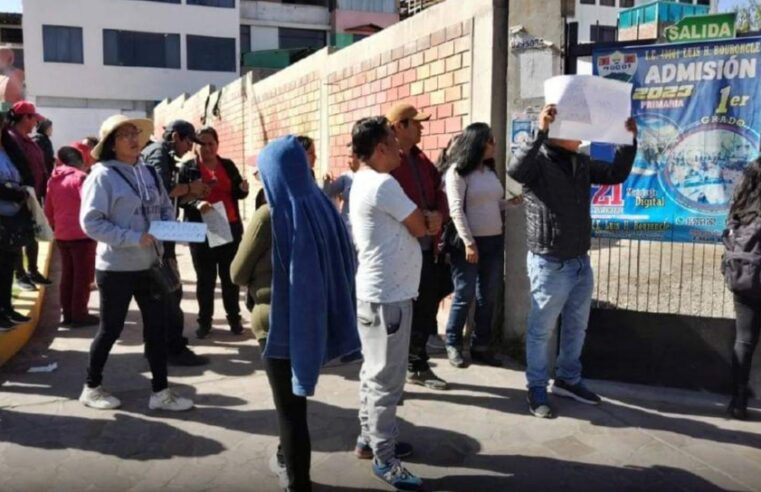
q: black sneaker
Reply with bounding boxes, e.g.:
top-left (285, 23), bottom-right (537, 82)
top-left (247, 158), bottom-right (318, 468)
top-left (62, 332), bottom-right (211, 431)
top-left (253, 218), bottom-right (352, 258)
top-left (470, 348), bottom-right (502, 367)
top-left (28, 271), bottom-right (52, 286)
top-left (527, 386), bottom-right (554, 418)
top-left (15, 275), bottom-right (37, 292)
top-left (446, 345), bottom-right (465, 368)
top-left (4, 309), bottom-right (31, 324)
top-left (196, 324), bottom-right (212, 339)
top-left (0, 313), bottom-right (16, 331)
top-left (168, 347), bottom-right (209, 366)
top-left (229, 318), bottom-right (244, 335)
top-left (551, 379), bottom-right (601, 405)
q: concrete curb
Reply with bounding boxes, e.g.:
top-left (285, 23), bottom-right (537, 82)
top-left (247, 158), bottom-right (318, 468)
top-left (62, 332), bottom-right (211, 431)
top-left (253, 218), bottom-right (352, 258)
top-left (0, 241), bottom-right (53, 367)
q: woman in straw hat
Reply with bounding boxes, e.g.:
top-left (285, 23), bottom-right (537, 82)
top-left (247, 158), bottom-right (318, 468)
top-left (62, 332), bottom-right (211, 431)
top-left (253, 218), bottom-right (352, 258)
top-left (78, 114), bottom-right (193, 412)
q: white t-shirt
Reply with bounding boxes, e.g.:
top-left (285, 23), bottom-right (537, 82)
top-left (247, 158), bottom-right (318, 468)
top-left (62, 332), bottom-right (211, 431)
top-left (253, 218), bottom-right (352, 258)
top-left (350, 168), bottom-right (422, 304)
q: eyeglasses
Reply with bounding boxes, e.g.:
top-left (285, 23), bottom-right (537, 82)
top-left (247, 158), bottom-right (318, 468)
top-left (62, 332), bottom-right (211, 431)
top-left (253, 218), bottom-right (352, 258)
top-left (115, 129), bottom-right (143, 140)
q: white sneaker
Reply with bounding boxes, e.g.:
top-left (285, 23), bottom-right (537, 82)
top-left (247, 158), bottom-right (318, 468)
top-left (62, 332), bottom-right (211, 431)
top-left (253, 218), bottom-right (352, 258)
top-left (148, 388), bottom-right (194, 412)
top-left (426, 334), bottom-right (446, 353)
top-left (79, 385), bottom-right (121, 410)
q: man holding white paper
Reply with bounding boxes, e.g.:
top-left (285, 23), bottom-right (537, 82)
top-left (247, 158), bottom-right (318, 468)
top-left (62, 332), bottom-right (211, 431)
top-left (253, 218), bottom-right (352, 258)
top-left (508, 102), bottom-right (637, 419)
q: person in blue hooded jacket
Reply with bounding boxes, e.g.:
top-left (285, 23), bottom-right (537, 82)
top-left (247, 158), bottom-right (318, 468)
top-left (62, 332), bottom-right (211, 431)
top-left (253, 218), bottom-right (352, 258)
top-left (257, 135), bottom-right (360, 492)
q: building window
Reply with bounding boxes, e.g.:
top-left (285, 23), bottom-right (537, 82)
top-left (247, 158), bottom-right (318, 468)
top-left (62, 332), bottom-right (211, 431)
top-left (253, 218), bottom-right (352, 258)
top-left (620, 0), bottom-right (634, 7)
top-left (590, 25), bottom-right (617, 42)
top-left (0, 27), bottom-right (22, 44)
top-left (187, 35), bottom-right (236, 72)
top-left (187, 0), bottom-right (236, 7)
top-left (282, 0), bottom-right (329, 6)
top-left (103, 29), bottom-right (180, 69)
top-left (695, 0), bottom-right (710, 4)
top-left (580, 0), bottom-right (595, 4)
top-left (240, 25), bottom-right (251, 55)
top-left (42, 25), bottom-right (84, 64)
top-left (334, 0), bottom-right (396, 12)
top-left (278, 28), bottom-right (327, 50)
top-left (601, 0), bottom-right (615, 5)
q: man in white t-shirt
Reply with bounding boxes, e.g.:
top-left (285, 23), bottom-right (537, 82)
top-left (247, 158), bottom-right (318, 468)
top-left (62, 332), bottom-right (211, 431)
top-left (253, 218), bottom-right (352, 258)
top-left (349, 116), bottom-right (428, 491)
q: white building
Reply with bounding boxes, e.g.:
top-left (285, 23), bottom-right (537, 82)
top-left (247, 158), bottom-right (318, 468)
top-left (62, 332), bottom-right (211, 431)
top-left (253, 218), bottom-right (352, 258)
top-left (22, 0), bottom-right (240, 147)
top-left (568, 0), bottom-right (716, 44)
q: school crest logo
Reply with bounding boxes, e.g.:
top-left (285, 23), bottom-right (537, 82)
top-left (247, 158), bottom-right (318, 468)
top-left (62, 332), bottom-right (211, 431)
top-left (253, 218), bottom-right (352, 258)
top-left (596, 51), bottom-right (638, 82)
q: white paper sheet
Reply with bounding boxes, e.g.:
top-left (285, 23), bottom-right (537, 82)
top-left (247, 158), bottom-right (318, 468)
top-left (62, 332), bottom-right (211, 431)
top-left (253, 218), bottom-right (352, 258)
top-left (544, 75), bottom-right (634, 145)
top-left (149, 221), bottom-right (208, 243)
top-left (203, 202), bottom-right (233, 248)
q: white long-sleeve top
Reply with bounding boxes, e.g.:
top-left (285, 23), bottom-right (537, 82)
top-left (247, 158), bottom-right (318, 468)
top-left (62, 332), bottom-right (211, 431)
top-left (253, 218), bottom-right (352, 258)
top-left (444, 165), bottom-right (504, 247)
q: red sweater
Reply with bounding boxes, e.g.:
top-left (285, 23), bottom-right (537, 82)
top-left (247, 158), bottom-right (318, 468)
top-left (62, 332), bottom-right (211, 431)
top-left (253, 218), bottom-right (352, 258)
top-left (44, 165), bottom-right (89, 241)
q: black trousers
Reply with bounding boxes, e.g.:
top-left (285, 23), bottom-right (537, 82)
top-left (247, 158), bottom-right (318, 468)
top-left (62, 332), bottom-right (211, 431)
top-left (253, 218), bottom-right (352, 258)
top-left (15, 238), bottom-right (39, 276)
top-left (160, 242), bottom-right (188, 355)
top-left (409, 250), bottom-right (453, 372)
top-left (0, 248), bottom-right (20, 311)
top-left (87, 270), bottom-right (168, 393)
top-left (264, 357), bottom-right (311, 492)
top-left (189, 221), bottom-right (242, 326)
top-left (733, 295), bottom-right (761, 387)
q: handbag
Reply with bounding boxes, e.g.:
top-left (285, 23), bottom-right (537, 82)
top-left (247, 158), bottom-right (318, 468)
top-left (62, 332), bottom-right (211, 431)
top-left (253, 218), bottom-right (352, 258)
top-left (111, 165), bottom-right (181, 297)
top-left (438, 177), bottom-right (467, 255)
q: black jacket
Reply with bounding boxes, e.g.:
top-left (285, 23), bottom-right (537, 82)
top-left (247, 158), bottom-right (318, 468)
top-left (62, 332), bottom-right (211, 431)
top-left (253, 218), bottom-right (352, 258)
top-left (177, 157), bottom-right (248, 223)
top-left (141, 141), bottom-right (177, 202)
top-left (508, 130), bottom-right (637, 260)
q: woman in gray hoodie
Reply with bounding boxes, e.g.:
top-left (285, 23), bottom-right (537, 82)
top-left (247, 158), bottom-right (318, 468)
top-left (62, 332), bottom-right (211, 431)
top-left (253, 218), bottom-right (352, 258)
top-left (78, 115), bottom-right (193, 412)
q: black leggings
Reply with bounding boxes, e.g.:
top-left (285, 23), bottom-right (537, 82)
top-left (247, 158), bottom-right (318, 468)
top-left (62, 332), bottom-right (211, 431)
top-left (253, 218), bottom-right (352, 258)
top-left (0, 249), bottom-right (20, 311)
top-left (264, 357), bottom-right (311, 492)
top-left (87, 270), bottom-right (169, 393)
top-left (15, 239), bottom-right (38, 276)
top-left (733, 295), bottom-right (761, 387)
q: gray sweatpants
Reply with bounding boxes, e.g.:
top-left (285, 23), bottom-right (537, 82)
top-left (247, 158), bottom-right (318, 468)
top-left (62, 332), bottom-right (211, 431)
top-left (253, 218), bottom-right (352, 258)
top-left (356, 299), bottom-right (413, 464)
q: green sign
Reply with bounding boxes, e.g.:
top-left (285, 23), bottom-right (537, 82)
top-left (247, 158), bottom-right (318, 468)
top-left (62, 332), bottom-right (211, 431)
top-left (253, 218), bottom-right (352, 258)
top-left (664, 12), bottom-right (736, 43)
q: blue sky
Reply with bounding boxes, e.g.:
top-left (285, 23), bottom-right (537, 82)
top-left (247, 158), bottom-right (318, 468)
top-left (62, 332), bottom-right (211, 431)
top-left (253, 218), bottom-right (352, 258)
top-left (4, 0), bottom-right (21, 13)
top-left (719, 0), bottom-right (751, 11)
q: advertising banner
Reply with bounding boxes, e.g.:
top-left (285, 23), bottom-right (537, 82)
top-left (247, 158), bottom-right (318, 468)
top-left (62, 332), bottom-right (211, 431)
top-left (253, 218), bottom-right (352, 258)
top-left (592, 37), bottom-right (761, 242)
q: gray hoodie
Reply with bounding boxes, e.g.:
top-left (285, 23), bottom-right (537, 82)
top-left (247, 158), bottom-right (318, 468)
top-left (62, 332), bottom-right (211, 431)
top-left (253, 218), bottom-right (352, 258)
top-left (80, 159), bottom-right (175, 272)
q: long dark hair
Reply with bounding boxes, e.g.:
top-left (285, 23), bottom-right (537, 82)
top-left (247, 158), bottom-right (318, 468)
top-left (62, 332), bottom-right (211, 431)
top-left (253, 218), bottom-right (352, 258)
top-left (444, 122), bottom-right (495, 177)
top-left (35, 119), bottom-right (52, 135)
top-left (98, 132), bottom-right (118, 162)
top-left (729, 158), bottom-right (761, 225)
top-left (436, 134), bottom-right (461, 174)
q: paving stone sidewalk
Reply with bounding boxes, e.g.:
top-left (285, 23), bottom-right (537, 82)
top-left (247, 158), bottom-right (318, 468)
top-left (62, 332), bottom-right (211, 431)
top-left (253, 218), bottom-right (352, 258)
top-left (1, 246), bottom-right (761, 492)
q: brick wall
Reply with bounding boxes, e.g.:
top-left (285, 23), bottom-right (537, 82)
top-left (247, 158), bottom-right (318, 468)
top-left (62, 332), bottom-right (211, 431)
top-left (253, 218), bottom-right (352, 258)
top-left (153, 0), bottom-right (486, 216)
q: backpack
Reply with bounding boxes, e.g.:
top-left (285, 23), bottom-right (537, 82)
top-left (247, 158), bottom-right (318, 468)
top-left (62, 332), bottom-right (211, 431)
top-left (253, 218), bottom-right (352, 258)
top-left (721, 217), bottom-right (761, 299)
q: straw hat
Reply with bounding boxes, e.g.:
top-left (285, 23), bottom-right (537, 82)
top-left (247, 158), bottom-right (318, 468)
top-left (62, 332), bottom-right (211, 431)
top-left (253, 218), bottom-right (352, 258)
top-left (91, 114), bottom-right (154, 161)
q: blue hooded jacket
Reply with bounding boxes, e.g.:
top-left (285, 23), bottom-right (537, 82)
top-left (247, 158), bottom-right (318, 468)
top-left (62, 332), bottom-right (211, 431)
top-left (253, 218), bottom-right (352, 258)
top-left (258, 136), bottom-right (361, 397)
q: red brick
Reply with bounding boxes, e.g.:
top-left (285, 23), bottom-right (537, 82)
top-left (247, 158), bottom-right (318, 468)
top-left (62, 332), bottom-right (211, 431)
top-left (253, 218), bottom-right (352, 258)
top-left (429, 119), bottom-right (446, 134)
top-left (381, 77), bottom-right (392, 90)
top-left (437, 103), bottom-right (453, 118)
top-left (445, 117), bottom-right (462, 133)
top-left (422, 135), bottom-right (438, 150)
top-left (399, 56), bottom-right (412, 71)
top-left (445, 86), bottom-right (461, 102)
top-left (391, 73), bottom-right (405, 87)
top-left (386, 88), bottom-right (399, 101)
top-left (438, 134), bottom-right (453, 148)
top-left (403, 69), bottom-right (417, 84)
top-left (416, 93), bottom-right (430, 108)
top-left (377, 91), bottom-right (388, 104)
top-left (398, 85), bottom-right (410, 98)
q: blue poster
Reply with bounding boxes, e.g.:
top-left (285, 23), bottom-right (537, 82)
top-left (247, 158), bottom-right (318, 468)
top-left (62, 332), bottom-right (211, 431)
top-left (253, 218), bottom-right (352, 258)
top-left (592, 37), bottom-right (761, 242)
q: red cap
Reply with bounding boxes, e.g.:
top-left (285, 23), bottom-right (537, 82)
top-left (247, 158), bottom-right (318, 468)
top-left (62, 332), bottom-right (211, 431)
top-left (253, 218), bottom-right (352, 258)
top-left (11, 100), bottom-right (44, 121)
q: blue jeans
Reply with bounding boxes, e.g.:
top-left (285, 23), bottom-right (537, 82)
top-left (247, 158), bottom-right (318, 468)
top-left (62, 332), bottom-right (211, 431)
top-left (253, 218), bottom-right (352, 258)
top-left (525, 252), bottom-right (594, 389)
top-left (445, 235), bottom-right (504, 350)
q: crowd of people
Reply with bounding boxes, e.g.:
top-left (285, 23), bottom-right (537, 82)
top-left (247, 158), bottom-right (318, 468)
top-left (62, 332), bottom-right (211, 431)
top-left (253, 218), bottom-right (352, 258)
top-left (0, 97), bottom-right (759, 492)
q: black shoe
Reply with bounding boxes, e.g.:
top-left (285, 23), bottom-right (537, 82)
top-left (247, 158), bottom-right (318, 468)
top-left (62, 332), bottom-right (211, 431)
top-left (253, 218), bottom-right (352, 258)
top-left (70, 314), bottom-right (100, 327)
top-left (28, 271), bottom-right (52, 286)
top-left (728, 385), bottom-right (750, 420)
top-left (527, 387), bottom-right (554, 418)
top-left (229, 318), bottom-right (244, 335)
top-left (168, 347), bottom-right (209, 366)
top-left (551, 379), bottom-right (601, 405)
top-left (15, 275), bottom-right (37, 292)
top-left (4, 309), bottom-right (31, 324)
top-left (470, 348), bottom-right (502, 367)
top-left (0, 313), bottom-right (16, 331)
top-left (446, 345), bottom-right (465, 368)
top-left (196, 324), bottom-right (212, 339)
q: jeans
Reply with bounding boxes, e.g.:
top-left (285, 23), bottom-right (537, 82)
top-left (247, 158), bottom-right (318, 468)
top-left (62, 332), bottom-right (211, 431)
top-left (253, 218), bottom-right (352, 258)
top-left (409, 251), bottom-right (452, 372)
top-left (57, 239), bottom-right (96, 323)
top-left (189, 221), bottom-right (242, 326)
top-left (15, 238), bottom-right (39, 277)
top-left (445, 235), bottom-right (504, 350)
top-left (0, 248), bottom-right (20, 311)
top-left (87, 270), bottom-right (169, 393)
top-left (264, 356), bottom-right (311, 492)
top-left (733, 295), bottom-right (761, 387)
top-left (357, 299), bottom-right (413, 464)
top-left (525, 252), bottom-right (594, 389)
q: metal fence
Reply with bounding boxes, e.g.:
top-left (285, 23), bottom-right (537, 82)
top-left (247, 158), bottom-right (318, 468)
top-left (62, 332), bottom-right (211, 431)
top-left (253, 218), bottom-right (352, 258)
top-left (589, 238), bottom-right (734, 319)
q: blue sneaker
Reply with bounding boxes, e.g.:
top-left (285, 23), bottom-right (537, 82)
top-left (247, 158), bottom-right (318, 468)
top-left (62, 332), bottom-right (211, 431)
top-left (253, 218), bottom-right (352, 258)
top-left (527, 386), bottom-right (554, 418)
top-left (372, 458), bottom-right (423, 491)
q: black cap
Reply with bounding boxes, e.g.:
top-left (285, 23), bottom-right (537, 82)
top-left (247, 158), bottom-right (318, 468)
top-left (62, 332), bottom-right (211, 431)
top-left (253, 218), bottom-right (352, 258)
top-left (165, 119), bottom-right (201, 143)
